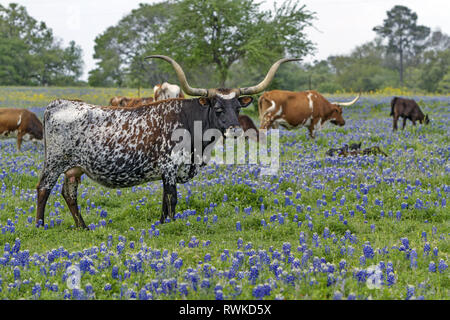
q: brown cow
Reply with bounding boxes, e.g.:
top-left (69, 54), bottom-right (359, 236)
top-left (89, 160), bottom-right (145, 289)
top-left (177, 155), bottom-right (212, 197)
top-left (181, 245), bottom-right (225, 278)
top-left (153, 82), bottom-right (185, 101)
top-left (109, 96), bottom-right (154, 108)
top-left (258, 90), bottom-right (360, 138)
top-left (0, 108), bottom-right (43, 150)
top-left (390, 97), bottom-right (429, 131)
top-left (238, 114), bottom-right (259, 141)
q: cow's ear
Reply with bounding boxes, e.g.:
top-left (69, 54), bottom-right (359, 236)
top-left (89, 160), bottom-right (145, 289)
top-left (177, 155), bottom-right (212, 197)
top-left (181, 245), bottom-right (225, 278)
top-left (198, 97), bottom-right (210, 106)
top-left (238, 96), bottom-right (253, 108)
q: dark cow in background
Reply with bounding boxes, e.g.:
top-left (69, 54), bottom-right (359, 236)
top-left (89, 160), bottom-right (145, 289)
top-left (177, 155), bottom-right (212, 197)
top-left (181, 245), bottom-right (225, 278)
top-left (36, 55), bottom-right (298, 229)
top-left (390, 97), bottom-right (429, 131)
top-left (0, 108), bottom-right (43, 150)
top-left (259, 90), bottom-right (360, 138)
top-left (109, 96), bottom-right (154, 108)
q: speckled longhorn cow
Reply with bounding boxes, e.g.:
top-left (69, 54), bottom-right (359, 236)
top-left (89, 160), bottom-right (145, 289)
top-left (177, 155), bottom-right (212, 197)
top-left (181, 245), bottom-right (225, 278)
top-left (36, 55), bottom-right (299, 229)
top-left (258, 90), bottom-right (360, 138)
top-left (153, 82), bottom-right (185, 101)
top-left (0, 108), bottom-right (43, 150)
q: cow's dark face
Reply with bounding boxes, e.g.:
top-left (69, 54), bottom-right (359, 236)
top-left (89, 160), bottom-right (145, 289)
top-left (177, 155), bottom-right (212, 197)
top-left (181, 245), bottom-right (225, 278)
top-left (330, 104), bottom-right (345, 126)
top-left (200, 93), bottom-right (253, 136)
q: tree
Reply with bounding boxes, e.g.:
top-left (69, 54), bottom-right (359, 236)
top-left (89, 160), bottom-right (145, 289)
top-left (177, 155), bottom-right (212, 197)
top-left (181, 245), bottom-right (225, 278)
top-left (0, 3), bottom-right (83, 86)
top-left (89, 1), bottom-right (177, 87)
top-left (373, 5), bottom-right (430, 85)
top-left (155, 0), bottom-right (314, 87)
top-left (89, 0), bottom-right (314, 88)
top-left (418, 49), bottom-right (450, 92)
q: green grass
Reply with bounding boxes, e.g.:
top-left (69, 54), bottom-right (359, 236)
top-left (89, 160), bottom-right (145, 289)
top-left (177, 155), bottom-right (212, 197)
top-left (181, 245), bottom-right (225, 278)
top-left (0, 88), bottom-right (448, 300)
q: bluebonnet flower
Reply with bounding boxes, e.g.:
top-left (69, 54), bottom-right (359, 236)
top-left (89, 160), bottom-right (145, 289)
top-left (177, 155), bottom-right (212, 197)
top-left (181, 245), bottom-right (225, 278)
top-left (72, 288), bottom-right (85, 300)
top-left (12, 238), bottom-right (20, 253)
top-left (386, 272), bottom-right (396, 287)
top-left (201, 279), bottom-right (210, 289)
top-left (282, 242), bottom-right (291, 256)
top-left (406, 285), bottom-right (415, 300)
top-left (237, 238), bottom-right (243, 249)
top-left (433, 247), bottom-right (438, 256)
top-left (421, 231), bottom-right (427, 241)
top-left (323, 227), bottom-right (330, 239)
top-left (363, 243), bottom-right (375, 259)
top-left (409, 249), bottom-right (418, 269)
top-left (179, 283), bottom-right (188, 296)
top-left (215, 289), bottom-right (224, 300)
top-left (423, 242), bottom-right (431, 255)
top-left (428, 262), bottom-right (436, 273)
top-left (359, 255), bottom-right (366, 266)
top-left (13, 266), bottom-right (20, 280)
top-left (401, 237), bottom-right (410, 249)
top-left (116, 242), bottom-right (125, 254)
top-left (104, 283), bottom-right (112, 291)
top-left (438, 259), bottom-right (448, 273)
top-left (347, 293), bottom-right (356, 300)
top-left (252, 284), bottom-right (266, 299)
top-left (236, 221), bottom-right (242, 231)
top-left (112, 266), bottom-right (119, 279)
top-left (85, 283), bottom-right (94, 296)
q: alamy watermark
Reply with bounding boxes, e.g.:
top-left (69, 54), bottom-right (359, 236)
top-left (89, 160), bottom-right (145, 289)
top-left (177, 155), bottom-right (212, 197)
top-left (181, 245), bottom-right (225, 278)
top-left (171, 121), bottom-right (280, 175)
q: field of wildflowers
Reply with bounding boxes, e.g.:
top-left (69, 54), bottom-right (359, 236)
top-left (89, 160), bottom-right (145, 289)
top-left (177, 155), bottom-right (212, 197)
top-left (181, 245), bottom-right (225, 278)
top-left (0, 86), bottom-right (448, 300)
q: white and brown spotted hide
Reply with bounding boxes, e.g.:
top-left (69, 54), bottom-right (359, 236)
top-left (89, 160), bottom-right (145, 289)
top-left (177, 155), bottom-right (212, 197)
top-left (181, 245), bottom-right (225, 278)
top-left (0, 108), bottom-right (43, 150)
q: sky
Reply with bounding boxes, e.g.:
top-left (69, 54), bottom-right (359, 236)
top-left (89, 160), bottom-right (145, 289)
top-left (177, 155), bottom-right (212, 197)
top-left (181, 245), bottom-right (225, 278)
top-left (1, 0), bottom-right (449, 81)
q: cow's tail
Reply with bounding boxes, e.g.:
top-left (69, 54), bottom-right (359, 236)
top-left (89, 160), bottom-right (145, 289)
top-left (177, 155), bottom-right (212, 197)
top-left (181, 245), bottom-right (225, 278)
top-left (390, 97), bottom-right (398, 116)
top-left (258, 94), bottom-right (269, 124)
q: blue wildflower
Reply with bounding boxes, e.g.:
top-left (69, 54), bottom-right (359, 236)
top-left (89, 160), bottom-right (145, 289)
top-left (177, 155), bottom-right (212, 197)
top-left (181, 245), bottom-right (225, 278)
top-left (438, 259), bottom-right (448, 273)
top-left (428, 262), bottom-right (436, 273)
top-left (406, 285), bottom-right (415, 300)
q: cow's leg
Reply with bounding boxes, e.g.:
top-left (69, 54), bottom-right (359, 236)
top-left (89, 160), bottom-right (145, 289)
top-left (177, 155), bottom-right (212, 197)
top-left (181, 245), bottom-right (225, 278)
top-left (402, 118), bottom-right (407, 130)
top-left (308, 118), bottom-right (320, 139)
top-left (36, 165), bottom-right (61, 227)
top-left (160, 177), bottom-right (177, 224)
top-left (62, 168), bottom-right (87, 229)
top-left (260, 113), bottom-right (275, 130)
top-left (308, 126), bottom-right (315, 138)
top-left (412, 119), bottom-right (416, 126)
top-left (393, 115), bottom-right (399, 131)
top-left (16, 131), bottom-right (24, 151)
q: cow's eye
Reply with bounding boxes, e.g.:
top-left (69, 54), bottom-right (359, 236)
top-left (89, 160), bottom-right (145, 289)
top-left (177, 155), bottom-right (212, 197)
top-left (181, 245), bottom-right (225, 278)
top-left (215, 107), bottom-right (223, 113)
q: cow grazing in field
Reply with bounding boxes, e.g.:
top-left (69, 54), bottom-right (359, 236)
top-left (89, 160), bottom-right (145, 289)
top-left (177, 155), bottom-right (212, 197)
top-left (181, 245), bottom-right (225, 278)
top-left (36, 55), bottom-right (298, 229)
top-left (390, 97), bottom-right (429, 131)
top-left (109, 96), bottom-right (154, 108)
top-left (258, 90), bottom-right (360, 138)
top-left (153, 82), bottom-right (185, 101)
top-left (0, 108), bottom-right (43, 150)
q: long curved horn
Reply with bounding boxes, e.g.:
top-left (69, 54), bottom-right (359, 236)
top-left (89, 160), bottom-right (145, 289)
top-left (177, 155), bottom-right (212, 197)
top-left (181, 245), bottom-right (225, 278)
top-left (145, 55), bottom-right (208, 97)
top-left (239, 58), bottom-right (301, 95)
top-left (336, 92), bottom-right (361, 107)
